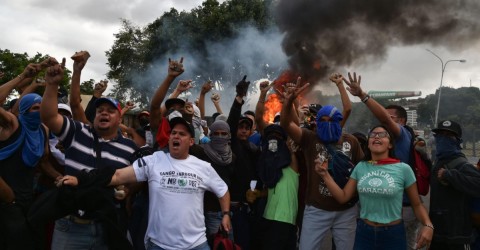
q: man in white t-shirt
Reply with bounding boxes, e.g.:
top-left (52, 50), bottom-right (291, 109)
top-left (61, 117), bottom-right (231, 250)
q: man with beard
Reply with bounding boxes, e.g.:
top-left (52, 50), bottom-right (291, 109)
top-left (41, 63), bottom-right (138, 250)
top-left (280, 76), bottom-right (363, 250)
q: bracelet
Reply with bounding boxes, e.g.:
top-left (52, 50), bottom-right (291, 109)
top-left (361, 94), bottom-right (370, 103)
top-left (17, 74), bottom-right (25, 80)
top-left (222, 211), bottom-right (231, 217)
top-left (424, 224), bottom-right (434, 230)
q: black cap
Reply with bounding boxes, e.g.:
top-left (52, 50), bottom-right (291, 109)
top-left (432, 120), bottom-right (462, 138)
top-left (165, 98), bottom-right (186, 110)
top-left (308, 103), bottom-right (322, 115)
top-left (169, 117), bottom-right (195, 137)
top-left (238, 115), bottom-right (253, 128)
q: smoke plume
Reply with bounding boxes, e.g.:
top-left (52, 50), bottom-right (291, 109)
top-left (275, 0), bottom-right (480, 83)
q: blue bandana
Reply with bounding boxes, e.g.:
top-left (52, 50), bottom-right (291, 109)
top-left (316, 105), bottom-right (343, 143)
top-left (0, 93), bottom-right (44, 167)
top-left (434, 134), bottom-right (463, 161)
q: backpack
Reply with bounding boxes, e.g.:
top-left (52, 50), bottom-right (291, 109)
top-left (404, 125), bottom-right (432, 195)
top-left (324, 143), bottom-right (355, 189)
top-left (213, 228), bottom-right (241, 250)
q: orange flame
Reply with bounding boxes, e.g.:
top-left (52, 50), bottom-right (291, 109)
top-left (263, 93), bottom-right (282, 123)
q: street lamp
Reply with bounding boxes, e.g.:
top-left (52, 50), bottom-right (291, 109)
top-left (426, 49), bottom-right (466, 126)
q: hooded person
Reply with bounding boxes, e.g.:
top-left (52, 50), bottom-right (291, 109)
top-left (0, 93), bottom-right (45, 167)
top-left (199, 120), bottom-right (235, 245)
top-left (0, 93), bottom-right (48, 250)
top-left (315, 105), bottom-right (343, 144)
top-left (202, 120), bottom-right (233, 166)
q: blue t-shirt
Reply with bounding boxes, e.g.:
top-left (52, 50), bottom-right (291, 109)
top-left (394, 125), bottom-right (412, 164)
top-left (350, 161), bottom-right (416, 224)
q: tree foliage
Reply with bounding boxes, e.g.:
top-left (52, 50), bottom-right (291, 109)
top-left (0, 49), bottom-right (71, 98)
top-left (105, 0), bottom-right (275, 108)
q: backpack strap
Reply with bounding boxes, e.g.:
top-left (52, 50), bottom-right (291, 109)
top-left (444, 156), bottom-right (469, 170)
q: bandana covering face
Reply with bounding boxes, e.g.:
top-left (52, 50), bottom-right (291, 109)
top-left (202, 121), bottom-right (232, 166)
top-left (316, 105), bottom-right (343, 143)
top-left (434, 134), bottom-right (463, 161)
top-left (0, 93), bottom-right (44, 167)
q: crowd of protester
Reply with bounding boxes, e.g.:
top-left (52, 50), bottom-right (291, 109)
top-left (0, 52), bottom-right (480, 250)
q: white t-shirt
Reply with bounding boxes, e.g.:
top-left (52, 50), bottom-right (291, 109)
top-left (133, 151), bottom-right (228, 250)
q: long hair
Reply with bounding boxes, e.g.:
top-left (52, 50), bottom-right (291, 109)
top-left (364, 125), bottom-right (396, 161)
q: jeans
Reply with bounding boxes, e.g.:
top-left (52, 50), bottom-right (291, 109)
top-left (205, 211), bottom-right (234, 239)
top-left (146, 240), bottom-right (210, 250)
top-left (354, 219), bottom-right (406, 250)
top-left (299, 204), bottom-right (358, 250)
top-left (51, 217), bottom-right (108, 250)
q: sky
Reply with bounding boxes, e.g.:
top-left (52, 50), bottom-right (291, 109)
top-left (1, 0), bottom-right (480, 102)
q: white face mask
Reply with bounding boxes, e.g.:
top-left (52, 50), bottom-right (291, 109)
top-left (167, 110), bottom-right (182, 121)
top-left (268, 139), bottom-right (278, 152)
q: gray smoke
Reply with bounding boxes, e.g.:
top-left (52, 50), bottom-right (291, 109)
top-left (127, 26), bottom-right (288, 115)
top-left (275, 0), bottom-right (480, 82)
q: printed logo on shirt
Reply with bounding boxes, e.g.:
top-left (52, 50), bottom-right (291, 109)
top-left (357, 170), bottom-right (396, 195)
top-left (158, 170), bottom-right (203, 194)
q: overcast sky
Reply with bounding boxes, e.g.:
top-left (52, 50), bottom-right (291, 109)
top-left (1, 0), bottom-right (480, 100)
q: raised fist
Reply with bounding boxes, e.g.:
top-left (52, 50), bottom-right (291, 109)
top-left (211, 92), bottom-right (221, 103)
top-left (236, 75), bottom-right (250, 97)
top-left (71, 51), bottom-right (91, 62)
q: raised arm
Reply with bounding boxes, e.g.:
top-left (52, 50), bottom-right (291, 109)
top-left (150, 58), bottom-right (184, 132)
top-left (255, 80), bottom-right (274, 133)
top-left (70, 51), bottom-right (90, 124)
top-left (198, 81), bottom-right (212, 119)
top-left (329, 73), bottom-right (352, 128)
top-left (211, 92), bottom-right (223, 114)
top-left (0, 64), bottom-right (41, 104)
top-left (343, 72), bottom-right (401, 136)
top-left (279, 77), bottom-right (309, 144)
top-left (227, 75), bottom-right (250, 137)
top-left (41, 63), bottom-right (66, 134)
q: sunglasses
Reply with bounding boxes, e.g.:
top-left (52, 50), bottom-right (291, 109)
top-left (368, 131), bottom-right (390, 138)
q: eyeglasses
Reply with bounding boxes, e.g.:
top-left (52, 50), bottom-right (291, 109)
top-left (368, 131), bottom-right (390, 138)
top-left (212, 131), bottom-right (229, 137)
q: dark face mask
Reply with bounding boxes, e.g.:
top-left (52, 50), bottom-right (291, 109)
top-left (139, 117), bottom-right (149, 127)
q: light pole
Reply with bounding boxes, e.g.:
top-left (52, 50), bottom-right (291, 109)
top-left (426, 49), bottom-right (466, 126)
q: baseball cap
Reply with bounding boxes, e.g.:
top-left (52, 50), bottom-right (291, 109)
top-left (432, 120), bottom-right (462, 138)
top-left (169, 117), bottom-right (195, 137)
top-left (308, 103), bottom-right (323, 115)
top-left (137, 110), bottom-right (150, 118)
top-left (57, 103), bottom-right (72, 116)
top-left (95, 97), bottom-right (122, 113)
top-left (165, 98), bottom-right (186, 110)
top-left (238, 115), bottom-right (253, 128)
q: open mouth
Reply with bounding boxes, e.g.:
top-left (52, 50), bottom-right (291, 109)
top-left (172, 141), bottom-right (180, 148)
top-left (99, 118), bottom-right (109, 123)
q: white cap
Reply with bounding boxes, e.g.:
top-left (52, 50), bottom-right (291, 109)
top-left (58, 103), bottom-right (72, 116)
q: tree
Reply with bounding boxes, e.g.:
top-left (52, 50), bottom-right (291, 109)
top-left (105, 0), bottom-right (276, 108)
top-left (0, 49), bottom-right (71, 99)
top-left (80, 79), bottom-right (95, 95)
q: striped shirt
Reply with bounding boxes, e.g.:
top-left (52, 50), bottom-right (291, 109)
top-left (57, 117), bottom-right (138, 175)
